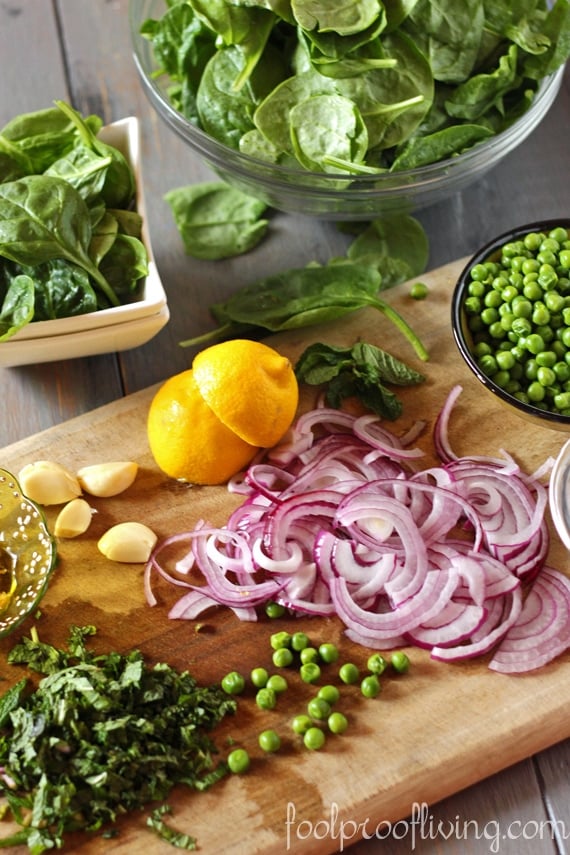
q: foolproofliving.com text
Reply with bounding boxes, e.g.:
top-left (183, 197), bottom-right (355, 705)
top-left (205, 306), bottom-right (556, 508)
top-left (285, 801), bottom-right (565, 853)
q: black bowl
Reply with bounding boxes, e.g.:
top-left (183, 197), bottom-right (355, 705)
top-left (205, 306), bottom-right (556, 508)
top-left (452, 218), bottom-right (570, 432)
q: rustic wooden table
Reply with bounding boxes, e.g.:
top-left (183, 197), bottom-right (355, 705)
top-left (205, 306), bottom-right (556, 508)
top-left (1, 2), bottom-right (569, 854)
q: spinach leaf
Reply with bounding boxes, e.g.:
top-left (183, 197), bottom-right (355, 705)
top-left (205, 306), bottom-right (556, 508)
top-left (346, 214), bottom-right (429, 285)
top-left (291, 0), bottom-right (383, 37)
top-left (97, 235), bottom-right (149, 301)
top-left (289, 94), bottom-right (369, 172)
top-left (523, 0), bottom-right (570, 79)
top-left (403, 0), bottom-right (485, 83)
top-left (336, 31), bottom-right (433, 150)
top-left (0, 175), bottom-right (120, 307)
top-left (0, 274), bottom-right (35, 340)
top-left (0, 106), bottom-right (100, 174)
top-left (444, 44), bottom-right (519, 121)
top-left (165, 181), bottom-right (268, 259)
top-left (9, 260), bottom-right (98, 320)
top-left (190, 0), bottom-right (277, 91)
top-left (295, 340), bottom-right (425, 419)
top-left (197, 44), bottom-right (287, 147)
top-left (140, 1), bottom-right (216, 122)
top-left (54, 100), bottom-right (135, 209)
top-left (45, 145), bottom-right (113, 205)
top-left (391, 122), bottom-right (493, 169)
top-left (186, 259), bottom-right (428, 360)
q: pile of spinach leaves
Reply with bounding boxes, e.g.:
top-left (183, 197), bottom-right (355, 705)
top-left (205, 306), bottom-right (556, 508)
top-left (141, 0), bottom-right (570, 175)
top-left (0, 101), bottom-right (148, 342)
top-left (0, 625), bottom-right (236, 852)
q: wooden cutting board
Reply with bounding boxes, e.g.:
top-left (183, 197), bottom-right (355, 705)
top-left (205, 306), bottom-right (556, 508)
top-left (1, 257), bottom-right (568, 854)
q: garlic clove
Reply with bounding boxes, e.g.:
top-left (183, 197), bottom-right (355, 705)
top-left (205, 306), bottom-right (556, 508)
top-left (18, 460), bottom-right (82, 505)
top-left (77, 461), bottom-right (139, 498)
top-left (54, 498), bottom-right (94, 539)
top-left (97, 522), bottom-right (157, 563)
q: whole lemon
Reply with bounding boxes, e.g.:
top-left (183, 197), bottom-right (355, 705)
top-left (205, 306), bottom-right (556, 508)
top-left (147, 340), bottom-right (299, 485)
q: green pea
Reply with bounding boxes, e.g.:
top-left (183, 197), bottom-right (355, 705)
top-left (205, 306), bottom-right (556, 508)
top-left (327, 712), bottom-right (349, 735)
top-left (303, 727), bottom-right (326, 750)
top-left (493, 370), bottom-right (510, 389)
top-left (299, 662), bottom-right (321, 684)
top-left (391, 651), bottom-right (411, 673)
top-left (317, 684), bottom-right (340, 705)
top-left (560, 250), bottom-right (570, 270)
top-left (545, 291), bottom-right (565, 313)
top-left (525, 334), bottom-right (545, 355)
top-left (523, 232), bottom-right (543, 252)
top-left (307, 697), bottom-right (331, 720)
top-left (300, 646), bottom-right (319, 664)
top-left (488, 321), bottom-right (506, 340)
top-left (474, 340), bottom-right (492, 357)
top-left (339, 663), bottom-right (360, 685)
top-left (227, 748), bottom-right (250, 774)
top-left (265, 601), bottom-right (286, 619)
top-left (464, 296), bottom-right (482, 315)
top-left (221, 671), bottom-right (246, 695)
top-left (318, 642), bottom-right (339, 664)
top-left (511, 296), bottom-right (532, 318)
top-left (554, 392), bottom-right (570, 410)
top-left (410, 281), bottom-right (429, 300)
top-left (291, 714), bottom-right (312, 735)
top-left (266, 674), bottom-right (288, 694)
top-left (367, 653), bottom-right (388, 675)
top-left (531, 303), bottom-right (550, 326)
top-left (527, 381), bottom-right (546, 402)
top-left (537, 366), bottom-right (556, 387)
top-left (549, 227), bottom-right (569, 244)
top-left (523, 280), bottom-right (542, 301)
top-left (525, 359), bottom-right (539, 381)
top-left (496, 350), bottom-right (515, 371)
top-left (484, 290), bottom-right (503, 308)
top-left (481, 307), bottom-right (499, 325)
top-left (478, 354), bottom-right (498, 376)
top-left (470, 263), bottom-right (489, 281)
top-left (521, 257), bottom-right (539, 275)
top-left (256, 687), bottom-right (277, 710)
top-left (250, 667), bottom-right (269, 688)
top-left (468, 280), bottom-right (486, 297)
top-left (270, 631), bottom-right (291, 650)
top-left (291, 632), bottom-right (310, 652)
top-left (258, 729), bottom-right (281, 753)
top-left (272, 647), bottom-right (294, 668)
top-left (538, 250), bottom-right (557, 267)
top-left (535, 350), bottom-right (557, 368)
top-left (554, 362), bottom-right (570, 382)
top-left (501, 285), bottom-right (518, 303)
top-left (511, 317), bottom-right (532, 338)
top-left (361, 675), bottom-right (381, 698)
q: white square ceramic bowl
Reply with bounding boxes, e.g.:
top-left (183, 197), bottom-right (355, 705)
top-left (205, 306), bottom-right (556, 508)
top-left (0, 116), bottom-right (169, 366)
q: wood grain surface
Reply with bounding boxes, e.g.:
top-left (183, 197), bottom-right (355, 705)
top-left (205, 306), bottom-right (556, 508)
top-left (1, 257), bottom-right (569, 854)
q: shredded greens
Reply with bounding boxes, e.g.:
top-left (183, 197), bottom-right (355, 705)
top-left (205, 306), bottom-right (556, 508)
top-left (0, 625), bottom-right (236, 852)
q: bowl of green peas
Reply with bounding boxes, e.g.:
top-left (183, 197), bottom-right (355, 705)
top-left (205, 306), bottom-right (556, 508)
top-left (452, 219), bottom-right (570, 431)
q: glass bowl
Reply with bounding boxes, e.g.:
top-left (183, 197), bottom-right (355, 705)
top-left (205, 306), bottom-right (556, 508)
top-left (129, 0), bottom-right (565, 220)
top-left (451, 219), bottom-right (570, 433)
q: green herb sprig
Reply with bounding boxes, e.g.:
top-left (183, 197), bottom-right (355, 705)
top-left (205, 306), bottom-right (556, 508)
top-left (295, 341), bottom-right (425, 419)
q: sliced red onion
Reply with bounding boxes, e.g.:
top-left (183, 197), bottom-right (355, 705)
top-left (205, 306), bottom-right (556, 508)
top-left (489, 567), bottom-right (570, 673)
top-left (146, 388), bottom-right (566, 674)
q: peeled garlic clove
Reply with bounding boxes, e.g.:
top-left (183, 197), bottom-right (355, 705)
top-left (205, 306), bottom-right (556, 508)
top-left (54, 498), bottom-right (93, 539)
top-left (18, 460), bottom-right (82, 505)
top-left (77, 461), bottom-right (139, 497)
top-left (98, 522), bottom-right (157, 563)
